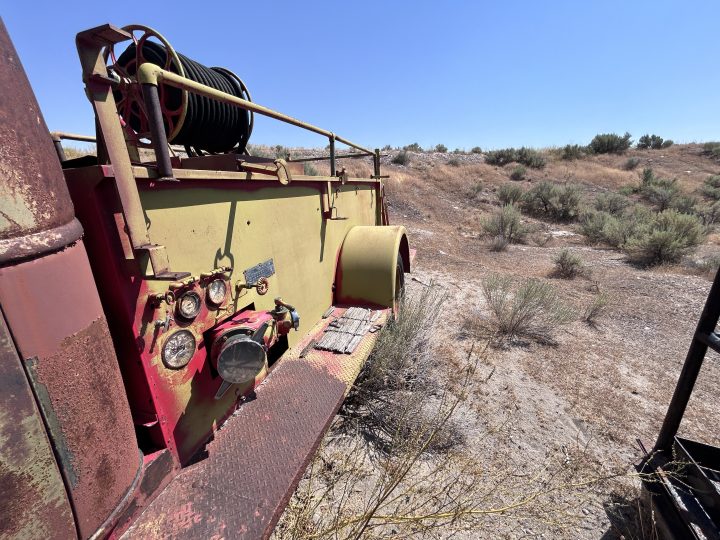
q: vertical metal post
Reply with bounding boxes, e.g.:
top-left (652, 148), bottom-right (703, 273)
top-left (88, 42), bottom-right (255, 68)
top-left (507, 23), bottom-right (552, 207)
top-left (374, 148), bottom-right (381, 178)
top-left (52, 136), bottom-right (67, 162)
top-left (329, 135), bottom-right (336, 177)
top-left (654, 265), bottom-right (720, 451)
top-left (140, 83), bottom-right (176, 181)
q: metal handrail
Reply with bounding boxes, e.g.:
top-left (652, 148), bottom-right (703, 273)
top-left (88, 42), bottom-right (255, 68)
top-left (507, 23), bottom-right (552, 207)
top-left (136, 63), bottom-right (380, 179)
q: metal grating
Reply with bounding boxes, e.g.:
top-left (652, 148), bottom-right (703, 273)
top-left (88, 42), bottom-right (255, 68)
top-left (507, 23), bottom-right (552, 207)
top-left (314, 307), bottom-right (382, 354)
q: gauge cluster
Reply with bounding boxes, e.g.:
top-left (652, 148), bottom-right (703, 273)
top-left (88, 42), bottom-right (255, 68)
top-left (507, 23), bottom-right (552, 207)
top-left (154, 272), bottom-right (231, 370)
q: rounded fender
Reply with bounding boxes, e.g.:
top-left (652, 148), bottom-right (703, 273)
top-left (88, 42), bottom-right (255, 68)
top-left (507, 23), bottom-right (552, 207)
top-left (335, 225), bottom-right (410, 308)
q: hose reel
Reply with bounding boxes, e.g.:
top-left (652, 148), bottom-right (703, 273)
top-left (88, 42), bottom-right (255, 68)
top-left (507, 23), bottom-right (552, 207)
top-left (109, 25), bottom-right (253, 154)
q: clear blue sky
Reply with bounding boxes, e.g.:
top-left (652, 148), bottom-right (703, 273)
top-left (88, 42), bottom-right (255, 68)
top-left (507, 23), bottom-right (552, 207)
top-left (3, 1), bottom-right (719, 150)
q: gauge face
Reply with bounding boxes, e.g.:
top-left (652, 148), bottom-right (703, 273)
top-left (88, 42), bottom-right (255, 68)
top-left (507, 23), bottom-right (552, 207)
top-left (162, 329), bottom-right (196, 369)
top-left (207, 279), bottom-right (227, 306)
top-left (177, 291), bottom-right (201, 319)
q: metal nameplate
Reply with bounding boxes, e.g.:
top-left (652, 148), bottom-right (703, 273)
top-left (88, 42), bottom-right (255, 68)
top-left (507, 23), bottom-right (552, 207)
top-left (243, 259), bottom-right (275, 284)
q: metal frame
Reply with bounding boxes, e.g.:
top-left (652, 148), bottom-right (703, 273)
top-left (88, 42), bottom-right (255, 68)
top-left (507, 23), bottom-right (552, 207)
top-left (75, 24), bottom-right (384, 280)
top-left (639, 265), bottom-right (720, 538)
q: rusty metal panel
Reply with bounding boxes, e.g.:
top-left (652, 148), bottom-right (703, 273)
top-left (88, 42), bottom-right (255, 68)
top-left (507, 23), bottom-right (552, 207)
top-left (123, 309), bottom-right (386, 539)
top-left (0, 242), bottom-right (141, 539)
top-left (0, 20), bottom-right (78, 248)
top-left (0, 310), bottom-right (77, 539)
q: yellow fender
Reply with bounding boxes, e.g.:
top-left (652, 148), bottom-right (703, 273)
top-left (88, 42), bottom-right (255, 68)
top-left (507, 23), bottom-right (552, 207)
top-left (335, 225), bottom-right (410, 309)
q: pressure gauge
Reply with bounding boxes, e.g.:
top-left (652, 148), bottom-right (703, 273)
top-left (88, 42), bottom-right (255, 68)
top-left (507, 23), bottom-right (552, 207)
top-left (207, 279), bottom-right (227, 306)
top-left (177, 291), bottom-right (201, 320)
top-left (162, 329), bottom-right (196, 369)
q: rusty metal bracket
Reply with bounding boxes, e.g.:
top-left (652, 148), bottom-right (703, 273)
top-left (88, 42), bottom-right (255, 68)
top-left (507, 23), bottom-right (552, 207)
top-left (238, 159), bottom-right (292, 185)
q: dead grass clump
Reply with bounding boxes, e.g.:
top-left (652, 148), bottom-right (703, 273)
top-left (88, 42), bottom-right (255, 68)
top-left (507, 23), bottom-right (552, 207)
top-left (482, 205), bottom-right (526, 251)
top-left (482, 274), bottom-right (574, 343)
top-left (337, 285), bottom-right (463, 455)
top-left (553, 248), bottom-right (585, 279)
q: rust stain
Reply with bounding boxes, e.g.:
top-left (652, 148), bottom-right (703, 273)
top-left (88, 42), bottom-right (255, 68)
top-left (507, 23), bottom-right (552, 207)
top-left (0, 314), bottom-right (75, 539)
top-left (33, 317), bottom-right (140, 537)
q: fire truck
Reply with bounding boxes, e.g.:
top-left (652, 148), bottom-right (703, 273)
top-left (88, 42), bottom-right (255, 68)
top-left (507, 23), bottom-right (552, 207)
top-left (0, 21), bottom-right (409, 539)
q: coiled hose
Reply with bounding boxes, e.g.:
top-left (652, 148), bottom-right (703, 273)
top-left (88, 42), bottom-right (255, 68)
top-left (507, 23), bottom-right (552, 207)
top-left (115, 41), bottom-right (252, 154)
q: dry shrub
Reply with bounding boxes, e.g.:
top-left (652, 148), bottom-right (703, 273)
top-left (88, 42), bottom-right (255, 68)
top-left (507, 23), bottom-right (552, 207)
top-left (521, 181), bottom-right (582, 221)
top-left (337, 284), bottom-right (462, 455)
top-left (583, 292), bottom-right (610, 326)
top-left (481, 274), bottom-right (574, 343)
top-left (497, 183), bottom-right (524, 205)
top-left (554, 249), bottom-right (584, 279)
top-left (482, 204), bottom-right (526, 251)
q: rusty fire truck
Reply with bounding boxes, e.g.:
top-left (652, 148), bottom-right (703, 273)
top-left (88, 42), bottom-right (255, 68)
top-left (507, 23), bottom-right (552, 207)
top-left (0, 21), bottom-right (410, 539)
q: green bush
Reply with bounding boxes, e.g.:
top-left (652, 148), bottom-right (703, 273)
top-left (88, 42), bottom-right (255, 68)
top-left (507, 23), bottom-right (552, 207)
top-left (662, 139), bottom-right (674, 148)
top-left (588, 132), bottom-right (632, 154)
top-left (447, 158), bottom-right (461, 167)
top-left (522, 181), bottom-right (582, 221)
top-left (484, 148), bottom-right (517, 166)
top-left (699, 200), bottom-right (720, 225)
top-left (435, 144), bottom-right (448, 153)
top-left (484, 147), bottom-right (545, 169)
top-left (482, 204), bottom-right (526, 251)
top-left (594, 192), bottom-right (631, 215)
top-left (702, 175), bottom-right (720, 200)
top-left (392, 151), bottom-right (410, 165)
top-left (702, 142), bottom-right (720, 160)
top-left (553, 249), bottom-right (584, 278)
top-left (403, 142), bottom-right (423, 152)
top-left (497, 183), bottom-right (524, 205)
top-left (670, 195), bottom-right (698, 215)
top-left (470, 146), bottom-right (483, 154)
top-left (637, 134), bottom-right (668, 150)
top-left (624, 210), bottom-right (707, 265)
top-left (510, 165), bottom-right (527, 181)
top-left (580, 206), bottom-right (654, 248)
top-left (561, 144), bottom-right (586, 161)
top-left (637, 168), bottom-right (681, 211)
top-left (623, 157), bottom-right (640, 170)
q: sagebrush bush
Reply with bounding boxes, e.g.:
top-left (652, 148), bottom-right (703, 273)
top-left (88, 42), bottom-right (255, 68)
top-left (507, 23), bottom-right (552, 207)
top-left (510, 165), bottom-right (526, 181)
top-left (623, 157), bottom-right (640, 170)
top-left (702, 175), bottom-right (720, 200)
top-left (670, 195), bottom-right (698, 214)
top-left (470, 146), bottom-right (483, 154)
top-left (595, 192), bottom-right (630, 215)
top-left (699, 201), bottom-right (720, 225)
top-left (554, 249), bottom-right (584, 278)
top-left (482, 204), bottom-right (526, 251)
top-left (392, 151), bottom-right (410, 165)
top-left (521, 181), bottom-right (582, 221)
top-left (498, 183), bottom-right (524, 205)
top-left (482, 275), bottom-right (574, 342)
top-left (403, 142), bottom-right (423, 152)
top-left (581, 206), bottom-right (654, 248)
top-left (588, 132), bottom-right (632, 154)
top-left (484, 148), bottom-right (517, 167)
top-left (561, 144), bottom-right (586, 161)
top-left (583, 292), bottom-right (610, 325)
top-left (637, 168), bottom-right (681, 211)
top-left (435, 144), bottom-right (448, 153)
top-left (624, 210), bottom-right (707, 265)
top-left (702, 142), bottom-right (720, 160)
top-left (484, 147), bottom-right (545, 169)
top-left (447, 158), bottom-right (460, 167)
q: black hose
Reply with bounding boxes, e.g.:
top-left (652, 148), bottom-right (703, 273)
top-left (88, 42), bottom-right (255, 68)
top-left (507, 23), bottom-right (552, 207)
top-left (115, 41), bottom-right (252, 154)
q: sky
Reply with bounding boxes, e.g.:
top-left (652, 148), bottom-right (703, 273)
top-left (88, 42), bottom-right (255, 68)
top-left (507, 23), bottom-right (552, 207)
top-left (3, 1), bottom-right (719, 151)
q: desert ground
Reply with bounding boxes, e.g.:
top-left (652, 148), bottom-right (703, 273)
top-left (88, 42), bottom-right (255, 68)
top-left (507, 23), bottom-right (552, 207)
top-left (264, 142), bottom-right (720, 539)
